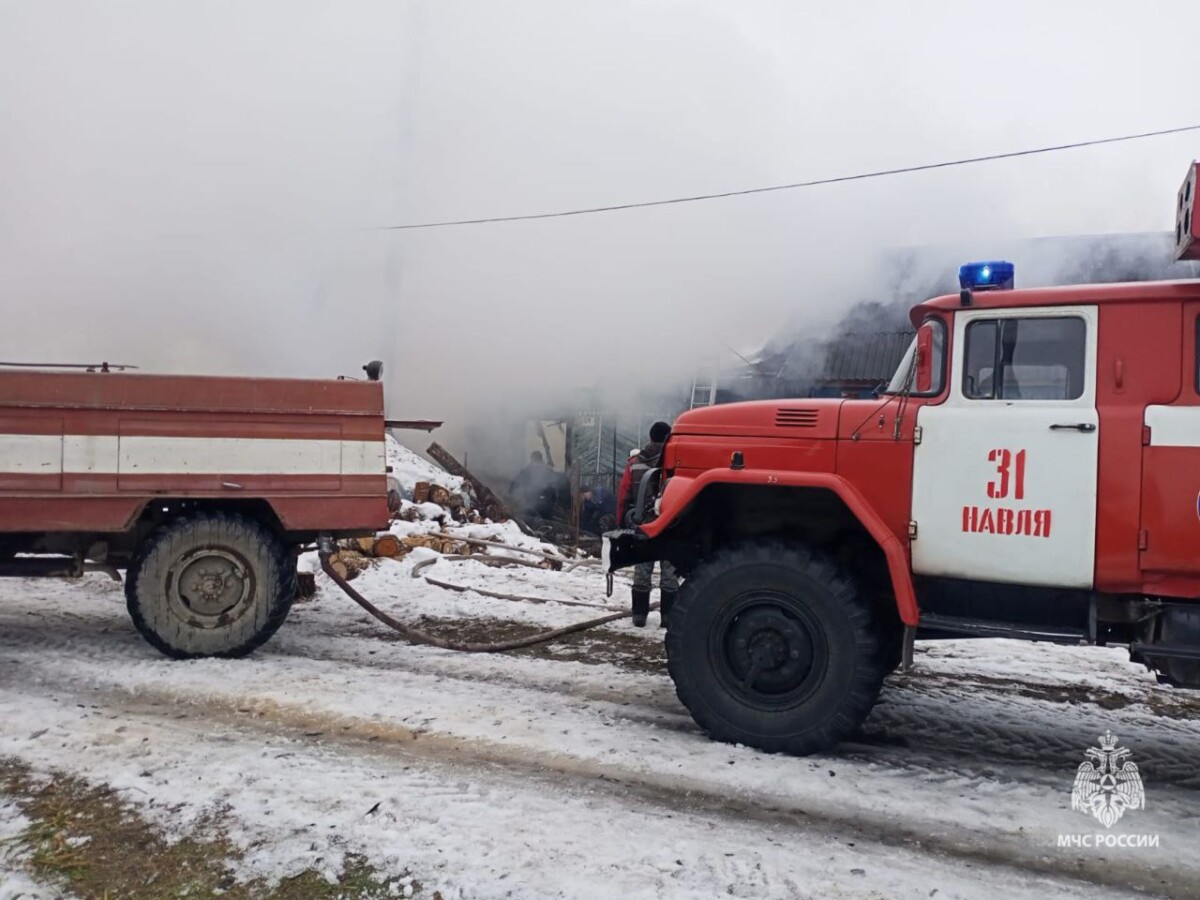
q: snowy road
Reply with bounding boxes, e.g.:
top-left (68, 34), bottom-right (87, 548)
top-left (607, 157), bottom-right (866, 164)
top-left (2, 556), bottom-right (1199, 898)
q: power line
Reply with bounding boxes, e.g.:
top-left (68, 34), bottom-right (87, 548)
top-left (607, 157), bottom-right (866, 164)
top-left (380, 123), bottom-right (1200, 231)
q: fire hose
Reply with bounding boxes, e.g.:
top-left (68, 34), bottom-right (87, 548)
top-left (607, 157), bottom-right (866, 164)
top-left (317, 536), bottom-right (654, 653)
top-left (427, 532), bottom-right (599, 573)
top-left (411, 556), bottom-right (612, 610)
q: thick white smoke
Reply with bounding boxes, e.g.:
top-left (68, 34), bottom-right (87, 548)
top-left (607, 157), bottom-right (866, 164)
top-left (1, 0), bottom-right (1196, 479)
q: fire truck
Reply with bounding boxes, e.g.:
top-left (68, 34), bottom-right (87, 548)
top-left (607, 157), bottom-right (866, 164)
top-left (606, 161), bottom-right (1200, 755)
top-left (0, 362), bottom-right (389, 658)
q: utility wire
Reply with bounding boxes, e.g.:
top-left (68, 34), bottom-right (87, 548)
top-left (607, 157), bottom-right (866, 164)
top-left (380, 123), bottom-right (1200, 231)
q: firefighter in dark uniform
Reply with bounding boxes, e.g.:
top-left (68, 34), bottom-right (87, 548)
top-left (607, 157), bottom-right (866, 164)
top-left (616, 421), bottom-right (678, 627)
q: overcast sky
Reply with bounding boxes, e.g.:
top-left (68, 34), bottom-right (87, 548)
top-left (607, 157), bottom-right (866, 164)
top-left (1, 0), bottom-right (1197, 426)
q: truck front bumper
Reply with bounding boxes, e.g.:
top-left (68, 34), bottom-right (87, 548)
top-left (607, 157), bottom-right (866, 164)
top-left (602, 528), bottom-right (661, 573)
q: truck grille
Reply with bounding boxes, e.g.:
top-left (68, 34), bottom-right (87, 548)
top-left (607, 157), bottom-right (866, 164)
top-left (775, 408), bottom-right (819, 428)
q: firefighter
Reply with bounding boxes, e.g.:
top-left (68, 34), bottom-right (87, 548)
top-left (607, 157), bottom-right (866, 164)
top-left (578, 484), bottom-right (616, 534)
top-left (616, 421), bottom-right (678, 628)
top-left (510, 451), bottom-right (558, 519)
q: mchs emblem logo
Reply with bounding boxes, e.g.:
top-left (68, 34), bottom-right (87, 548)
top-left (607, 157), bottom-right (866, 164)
top-left (1071, 731), bottom-right (1145, 829)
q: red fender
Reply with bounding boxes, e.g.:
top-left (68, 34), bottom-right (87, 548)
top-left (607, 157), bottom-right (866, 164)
top-left (641, 469), bottom-right (919, 627)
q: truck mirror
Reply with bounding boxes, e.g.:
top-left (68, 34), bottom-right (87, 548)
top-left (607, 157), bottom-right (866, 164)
top-left (915, 323), bottom-right (934, 393)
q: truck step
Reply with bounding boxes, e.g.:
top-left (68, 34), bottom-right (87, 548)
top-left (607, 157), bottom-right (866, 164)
top-left (918, 613), bottom-right (1086, 644)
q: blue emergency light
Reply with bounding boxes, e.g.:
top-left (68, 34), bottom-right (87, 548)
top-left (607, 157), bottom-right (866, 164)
top-left (958, 260), bottom-right (1014, 291)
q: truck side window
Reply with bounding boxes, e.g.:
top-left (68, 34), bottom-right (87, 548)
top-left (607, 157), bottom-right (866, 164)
top-left (963, 316), bottom-right (1086, 401)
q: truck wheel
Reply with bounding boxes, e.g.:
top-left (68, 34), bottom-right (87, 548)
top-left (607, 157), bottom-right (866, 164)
top-left (665, 543), bottom-right (884, 755)
top-left (125, 512), bottom-right (295, 659)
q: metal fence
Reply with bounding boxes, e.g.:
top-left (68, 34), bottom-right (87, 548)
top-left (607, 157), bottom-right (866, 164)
top-left (570, 410), bottom-right (681, 495)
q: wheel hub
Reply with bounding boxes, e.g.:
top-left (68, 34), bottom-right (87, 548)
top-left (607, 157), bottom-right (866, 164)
top-left (197, 570), bottom-right (228, 601)
top-left (168, 548), bottom-right (256, 626)
top-left (714, 596), bottom-right (822, 706)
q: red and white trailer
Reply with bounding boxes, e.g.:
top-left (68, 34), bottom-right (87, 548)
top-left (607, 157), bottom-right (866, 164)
top-left (0, 363), bottom-right (388, 658)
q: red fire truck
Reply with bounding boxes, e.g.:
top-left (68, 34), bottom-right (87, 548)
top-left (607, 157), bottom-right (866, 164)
top-left (0, 362), bottom-right (389, 658)
top-left (607, 161), bottom-right (1200, 755)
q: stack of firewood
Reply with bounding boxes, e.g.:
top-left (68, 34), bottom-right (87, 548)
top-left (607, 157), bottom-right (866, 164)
top-left (346, 533), bottom-right (406, 558)
top-left (326, 548), bottom-right (373, 581)
top-left (326, 532), bottom-right (474, 581)
top-left (397, 533), bottom-right (471, 555)
top-left (409, 481), bottom-right (477, 523)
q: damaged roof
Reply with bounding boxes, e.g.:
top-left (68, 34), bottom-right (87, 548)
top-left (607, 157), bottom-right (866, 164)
top-left (820, 331), bottom-right (914, 384)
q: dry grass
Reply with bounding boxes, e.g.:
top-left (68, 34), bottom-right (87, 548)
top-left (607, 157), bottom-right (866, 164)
top-left (1, 758), bottom-right (428, 899)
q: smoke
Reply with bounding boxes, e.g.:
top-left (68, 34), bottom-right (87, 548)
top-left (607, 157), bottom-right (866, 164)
top-left (828, 232), bottom-right (1200, 339)
top-left (1, 0), bottom-right (1197, 481)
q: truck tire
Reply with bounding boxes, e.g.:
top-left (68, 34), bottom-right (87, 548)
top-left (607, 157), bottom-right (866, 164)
top-left (125, 512), bottom-right (295, 659)
top-left (665, 542), bottom-right (884, 755)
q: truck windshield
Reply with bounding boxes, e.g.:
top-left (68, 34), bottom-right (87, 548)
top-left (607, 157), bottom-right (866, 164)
top-left (884, 339), bottom-right (919, 394)
top-left (883, 320), bottom-right (945, 395)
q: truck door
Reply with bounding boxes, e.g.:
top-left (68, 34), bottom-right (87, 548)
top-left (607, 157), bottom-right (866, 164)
top-left (1140, 302), bottom-right (1200, 577)
top-left (911, 305), bottom-right (1099, 588)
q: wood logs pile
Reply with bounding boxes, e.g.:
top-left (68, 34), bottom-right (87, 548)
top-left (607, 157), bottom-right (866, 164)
top-left (425, 443), bottom-right (513, 524)
top-left (327, 549), bottom-right (372, 581)
top-left (329, 532), bottom-right (473, 581)
top-left (397, 533), bottom-right (471, 555)
top-left (320, 522), bottom-right (489, 587)
top-left (348, 533), bottom-right (406, 558)
top-left (410, 481), bottom-right (472, 522)
top-left (339, 533), bottom-right (415, 560)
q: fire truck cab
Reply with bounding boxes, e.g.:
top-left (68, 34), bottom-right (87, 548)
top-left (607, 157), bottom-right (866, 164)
top-left (607, 162), bottom-right (1200, 756)
top-left (0, 364), bottom-right (389, 659)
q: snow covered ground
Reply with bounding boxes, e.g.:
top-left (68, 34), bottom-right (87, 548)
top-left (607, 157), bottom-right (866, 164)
top-left (387, 437), bottom-right (466, 498)
top-left (0, 869), bottom-right (62, 900)
top-left (2, 453), bottom-right (1199, 897)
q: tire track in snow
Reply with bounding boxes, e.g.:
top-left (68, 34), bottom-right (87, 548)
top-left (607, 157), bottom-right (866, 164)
top-left (282, 630), bottom-right (1200, 793)
top-left (0, 684), bottom-right (1149, 900)
top-left (0, 675), bottom-right (1187, 900)
top-left (3, 618), bottom-right (1200, 898)
top-left (3, 604), bottom-right (1200, 795)
top-left (0, 610), bottom-right (695, 735)
top-left (864, 690), bottom-right (1200, 790)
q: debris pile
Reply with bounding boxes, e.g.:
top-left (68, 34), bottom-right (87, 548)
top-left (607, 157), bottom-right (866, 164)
top-left (426, 442), bottom-right (516, 524)
top-left (314, 436), bottom-right (584, 586)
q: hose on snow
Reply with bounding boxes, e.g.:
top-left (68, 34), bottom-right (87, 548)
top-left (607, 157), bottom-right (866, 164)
top-left (318, 536), bottom-right (653, 653)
